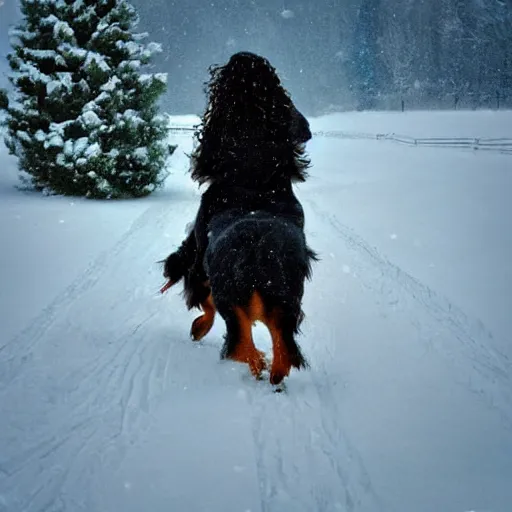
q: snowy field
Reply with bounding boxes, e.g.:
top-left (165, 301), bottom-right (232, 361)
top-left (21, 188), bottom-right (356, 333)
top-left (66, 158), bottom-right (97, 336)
top-left (308, 109), bottom-right (512, 138)
top-left (1, 110), bottom-right (512, 512)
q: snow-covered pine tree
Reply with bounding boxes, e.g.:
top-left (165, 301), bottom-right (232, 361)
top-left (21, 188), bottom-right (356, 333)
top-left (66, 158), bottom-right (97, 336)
top-left (4, 0), bottom-right (172, 199)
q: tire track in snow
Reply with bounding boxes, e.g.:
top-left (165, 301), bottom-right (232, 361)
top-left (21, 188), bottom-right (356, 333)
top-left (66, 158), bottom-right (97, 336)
top-left (0, 201), bottom-right (160, 370)
top-left (0, 198), bottom-right (198, 511)
top-left (244, 367), bottom-right (385, 512)
top-left (0, 302), bottom-right (172, 511)
top-left (305, 198), bottom-right (512, 428)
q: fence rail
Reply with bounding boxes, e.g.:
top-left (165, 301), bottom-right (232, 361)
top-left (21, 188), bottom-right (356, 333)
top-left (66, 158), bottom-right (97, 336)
top-left (168, 125), bottom-right (512, 155)
top-left (314, 130), bottom-right (512, 154)
top-left (168, 126), bottom-right (196, 133)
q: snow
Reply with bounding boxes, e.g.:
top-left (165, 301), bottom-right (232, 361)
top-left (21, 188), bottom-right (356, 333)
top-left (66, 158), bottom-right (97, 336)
top-left (50, 119), bottom-right (74, 137)
top-left (73, 136), bottom-right (90, 155)
top-left (84, 51), bottom-right (111, 72)
top-left (167, 113), bottom-right (201, 126)
top-left (133, 146), bottom-right (148, 162)
top-left (56, 71), bottom-right (73, 90)
top-left (101, 75), bottom-right (121, 91)
top-left (59, 44), bottom-right (87, 59)
top-left (116, 40), bottom-right (141, 56)
top-left (1, 110), bottom-right (512, 512)
top-left (96, 20), bottom-right (109, 32)
top-left (80, 110), bottom-right (102, 128)
top-left (147, 42), bottom-right (163, 54)
top-left (138, 73), bottom-right (153, 84)
top-left (64, 138), bottom-right (102, 162)
top-left (40, 14), bottom-right (60, 28)
top-left (154, 72), bottom-right (167, 84)
top-left (133, 31), bottom-right (149, 39)
top-left (78, 78), bottom-right (91, 93)
top-left (9, 28), bottom-right (37, 41)
top-left (139, 73), bottom-right (168, 87)
top-left (15, 130), bottom-right (31, 143)
top-left (47, 79), bottom-right (63, 95)
top-left (23, 48), bottom-right (66, 68)
top-left (84, 141), bottom-right (101, 158)
top-left (94, 91), bottom-right (110, 104)
top-left (34, 129), bottom-right (46, 142)
top-left (44, 132), bottom-right (64, 148)
top-left (71, 0), bottom-right (85, 12)
top-left (120, 109), bottom-right (144, 126)
top-left (56, 152), bottom-right (69, 167)
top-left (14, 61), bottom-right (52, 84)
top-left (53, 20), bottom-right (75, 40)
top-left (122, 59), bottom-right (141, 69)
top-left (310, 109), bottom-right (512, 139)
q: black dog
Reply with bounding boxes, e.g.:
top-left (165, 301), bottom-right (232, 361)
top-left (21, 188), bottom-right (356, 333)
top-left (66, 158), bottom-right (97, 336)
top-left (161, 52), bottom-right (317, 385)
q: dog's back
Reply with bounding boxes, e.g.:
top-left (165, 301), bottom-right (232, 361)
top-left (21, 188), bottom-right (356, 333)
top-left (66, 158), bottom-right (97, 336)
top-left (206, 209), bottom-right (313, 310)
top-left (205, 207), bottom-right (316, 384)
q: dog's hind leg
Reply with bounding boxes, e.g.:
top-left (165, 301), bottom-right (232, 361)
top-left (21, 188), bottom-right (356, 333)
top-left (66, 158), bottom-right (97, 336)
top-left (264, 311), bottom-right (292, 385)
top-left (264, 306), bottom-right (308, 385)
top-left (219, 306), bottom-right (267, 379)
top-left (190, 293), bottom-right (216, 341)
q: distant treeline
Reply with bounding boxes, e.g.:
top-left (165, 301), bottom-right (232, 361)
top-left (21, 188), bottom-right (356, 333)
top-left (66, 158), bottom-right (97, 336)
top-left (136, 0), bottom-right (512, 114)
top-left (348, 0), bottom-right (512, 112)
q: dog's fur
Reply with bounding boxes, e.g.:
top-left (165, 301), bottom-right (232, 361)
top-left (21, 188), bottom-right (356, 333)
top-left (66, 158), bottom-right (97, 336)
top-left (161, 51), bottom-right (317, 385)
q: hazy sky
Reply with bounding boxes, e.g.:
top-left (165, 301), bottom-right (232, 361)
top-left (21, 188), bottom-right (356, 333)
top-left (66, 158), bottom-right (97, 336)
top-left (0, 0), bottom-right (17, 88)
top-left (3, 0), bottom-right (508, 114)
top-left (0, 0), bottom-right (361, 114)
top-left (128, 0), bottom-right (357, 114)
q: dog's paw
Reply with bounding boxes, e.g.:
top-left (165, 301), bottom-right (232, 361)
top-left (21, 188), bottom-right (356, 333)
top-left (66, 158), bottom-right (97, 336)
top-left (190, 313), bottom-right (214, 341)
top-left (269, 360), bottom-right (291, 386)
top-left (249, 350), bottom-right (268, 380)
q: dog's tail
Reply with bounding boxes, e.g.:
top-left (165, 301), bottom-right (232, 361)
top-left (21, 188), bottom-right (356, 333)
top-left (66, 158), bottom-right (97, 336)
top-left (161, 250), bottom-right (188, 282)
top-left (158, 251), bottom-right (188, 294)
top-left (159, 231), bottom-right (198, 292)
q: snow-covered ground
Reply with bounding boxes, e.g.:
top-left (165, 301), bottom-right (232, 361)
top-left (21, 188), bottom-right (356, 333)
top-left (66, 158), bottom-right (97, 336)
top-left (1, 111), bottom-right (511, 512)
top-left (308, 109), bottom-right (512, 139)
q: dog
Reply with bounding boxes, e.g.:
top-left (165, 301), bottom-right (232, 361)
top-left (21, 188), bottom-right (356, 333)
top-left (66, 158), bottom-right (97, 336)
top-left (161, 51), bottom-right (317, 385)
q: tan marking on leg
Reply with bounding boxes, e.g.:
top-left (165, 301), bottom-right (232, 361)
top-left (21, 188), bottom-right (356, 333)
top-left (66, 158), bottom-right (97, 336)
top-left (246, 291), bottom-right (266, 323)
top-left (263, 309), bottom-right (292, 385)
top-left (230, 303), bottom-right (267, 378)
top-left (190, 293), bottom-right (216, 341)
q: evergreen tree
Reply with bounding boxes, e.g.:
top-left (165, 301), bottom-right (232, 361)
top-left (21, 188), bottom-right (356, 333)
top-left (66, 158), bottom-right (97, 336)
top-left (349, 0), bottom-right (389, 110)
top-left (4, 0), bottom-right (172, 199)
